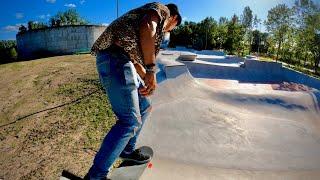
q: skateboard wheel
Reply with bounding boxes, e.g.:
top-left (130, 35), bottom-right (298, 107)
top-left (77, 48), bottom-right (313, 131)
top-left (147, 163), bottom-right (153, 168)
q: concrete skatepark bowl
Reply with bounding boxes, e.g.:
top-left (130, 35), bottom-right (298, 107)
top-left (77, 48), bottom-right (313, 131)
top-left (135, 50), bottom-right (320, 180)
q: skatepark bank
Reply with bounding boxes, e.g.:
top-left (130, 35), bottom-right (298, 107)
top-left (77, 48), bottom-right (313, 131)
top-left (137, 50), bottom-right (320, 180)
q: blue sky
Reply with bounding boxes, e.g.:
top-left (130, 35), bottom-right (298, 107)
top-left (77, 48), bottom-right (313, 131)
top-left (0, 0), bottom-right (299, 40)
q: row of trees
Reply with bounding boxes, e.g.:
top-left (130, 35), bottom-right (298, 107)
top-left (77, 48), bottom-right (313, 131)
top-left (169, 8), bottom-right (267, 56)
top-left (265, 0), bottom-right (320, 73)
top-left (170, 0), bottom-right (320, 74)
top-left (0, 40), bottom-right (18, 64)
top-left (18, 9), bottom-right (88, 34)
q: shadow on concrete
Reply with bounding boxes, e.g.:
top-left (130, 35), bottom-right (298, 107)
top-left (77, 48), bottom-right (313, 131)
top-left (234, 96), bottom-right (308, 111)
top-left (156, 65), bottom-right (167, 84)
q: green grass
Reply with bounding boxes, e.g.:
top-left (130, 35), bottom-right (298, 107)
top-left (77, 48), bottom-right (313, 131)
top-left (0, 54), bottom-right (123, 179)
top-left (54, 75), bottom-right (123, 168)
top-left (55, 76), bottom-right (116, 150)
top-left (0, 61), bottom-right (25, 71)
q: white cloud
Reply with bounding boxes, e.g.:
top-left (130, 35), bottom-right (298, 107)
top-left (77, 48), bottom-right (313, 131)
top-left (3, 23), bottom-right (27, 32)
top-left (3, 25), bottom-right (19, 32)
top-left (80, 0), bottom-right (85, 5)
top-left (15, 13), bottom-right (24, 19)
top-left (101, 23), bottom-right (109, 26)
top-left (46, 0), bottom-right (56, 3)
top-left (182, 17), bottom-right (188, 21)
top-left (64, 3), bottom-right (76, 8)
top-left (39, 14), bottom-right (51, 19)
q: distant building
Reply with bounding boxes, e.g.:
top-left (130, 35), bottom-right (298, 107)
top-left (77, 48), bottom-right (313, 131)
top-left (16, 25), bottom-right (106, 59)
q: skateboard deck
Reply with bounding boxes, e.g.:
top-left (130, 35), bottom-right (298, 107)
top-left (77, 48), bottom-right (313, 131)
top-left (60, 146), bottom-right (153, 180)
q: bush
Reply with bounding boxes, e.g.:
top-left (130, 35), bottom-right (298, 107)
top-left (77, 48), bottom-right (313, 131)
top-left (9, 48), bottom-right (18, 60)
top-left (0, 40), bottom-right (18, 64)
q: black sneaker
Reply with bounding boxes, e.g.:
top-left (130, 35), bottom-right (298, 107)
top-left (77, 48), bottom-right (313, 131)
top-left (83, 173), bottom-right (110, 180)
top-left (119, 149), bottom-right (151, 164)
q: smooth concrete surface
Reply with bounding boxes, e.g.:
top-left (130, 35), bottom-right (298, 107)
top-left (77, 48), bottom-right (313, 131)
top-left (141, 158), bottom-right (320, 180)
top-left (108, 164), bottom-right (147, 180)
top-left (136, 50), bottom-right (320, 179)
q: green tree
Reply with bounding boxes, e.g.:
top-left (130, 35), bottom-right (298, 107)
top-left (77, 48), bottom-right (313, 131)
top-left (9, 47), bottom-right (17, 60)
top-left (265, 4), bottom-right (294, 61)
top-left (294, 0), bottom-right (320, 73)
top-left (251, 30), bottom-right (268, 54)
top-left (50, 9), bottom-right (88, 27)
top-left (0, 40), bottom-right (17, 64)
top-left (225, 14), bottom-right (245, 55)
top-left (170, 21), bottom-right (193, 47)
top-left (241, 6), bottom-right (253, 54)
top-left (219, 17), bottom-right (228, 25)
top-left (198, 17), bottom-right (218, 50)
top-left (18, 25), bottom-right (27, 34)
top-left (27, 21), bottom-right (48, 31)
top-left (215, 17), bottom-right (229, 49)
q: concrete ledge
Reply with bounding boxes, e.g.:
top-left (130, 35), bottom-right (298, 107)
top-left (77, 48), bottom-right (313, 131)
top-left (178, 52), bottom-right (197, 61)
top-left (196, 50), bottom-right (225, 56)
top-left (157, 57), bottom-right (189, 79)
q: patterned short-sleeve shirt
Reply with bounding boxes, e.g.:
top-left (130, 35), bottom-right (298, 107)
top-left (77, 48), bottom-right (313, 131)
top-left (91, 2), bottom-right (170, 66)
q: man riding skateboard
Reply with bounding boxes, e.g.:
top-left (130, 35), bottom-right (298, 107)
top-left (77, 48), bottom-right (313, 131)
top-left (85, 2), bottom-right (181, 179)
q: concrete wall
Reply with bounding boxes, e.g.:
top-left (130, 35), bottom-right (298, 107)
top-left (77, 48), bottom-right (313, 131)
top-left (16, 25), bottom-right (106, 59)
top-left (183, 60), bottom-right (284, 83)
top-left (158, 54), bottom-right (320, 90)
top-left (282, 68), bottom-right (320, 90)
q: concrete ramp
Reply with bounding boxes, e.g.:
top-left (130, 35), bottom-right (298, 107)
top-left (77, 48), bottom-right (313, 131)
top-left (136, 51), bottom-right (320, 179)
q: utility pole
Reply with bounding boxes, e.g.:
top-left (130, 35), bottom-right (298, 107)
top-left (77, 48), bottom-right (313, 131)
top-left (116, 0), bottom-right (119, 18)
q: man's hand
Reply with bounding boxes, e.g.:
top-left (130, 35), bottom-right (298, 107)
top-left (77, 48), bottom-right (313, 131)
top-left (139, 72), bottom-right (157, 96)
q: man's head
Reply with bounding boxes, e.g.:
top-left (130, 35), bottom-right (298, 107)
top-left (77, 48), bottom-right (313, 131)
top-left (164, 3), bottom-right (182, 32)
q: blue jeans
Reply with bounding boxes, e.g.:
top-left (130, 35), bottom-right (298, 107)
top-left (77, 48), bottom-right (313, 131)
top-left (87, 50), bottom-right (152, 179)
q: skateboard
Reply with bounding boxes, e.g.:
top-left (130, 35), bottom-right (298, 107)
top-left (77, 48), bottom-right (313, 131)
top-left (60, 146), bottom-right (153, 180)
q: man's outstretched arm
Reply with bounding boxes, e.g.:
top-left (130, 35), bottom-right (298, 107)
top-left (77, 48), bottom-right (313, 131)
top-left (138, 10), bottom-right (160, 96)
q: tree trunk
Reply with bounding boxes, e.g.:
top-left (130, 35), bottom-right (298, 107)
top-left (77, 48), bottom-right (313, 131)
top-left (248, 32), bottom-right (252, 55)
top-left (304, 53), bottom-right (307, 67)
top-left (276, 40), bottom-right (282, 62)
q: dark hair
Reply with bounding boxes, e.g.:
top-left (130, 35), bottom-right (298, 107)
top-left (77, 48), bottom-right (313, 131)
top-left (166, 3), bottom-right (182, 26)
